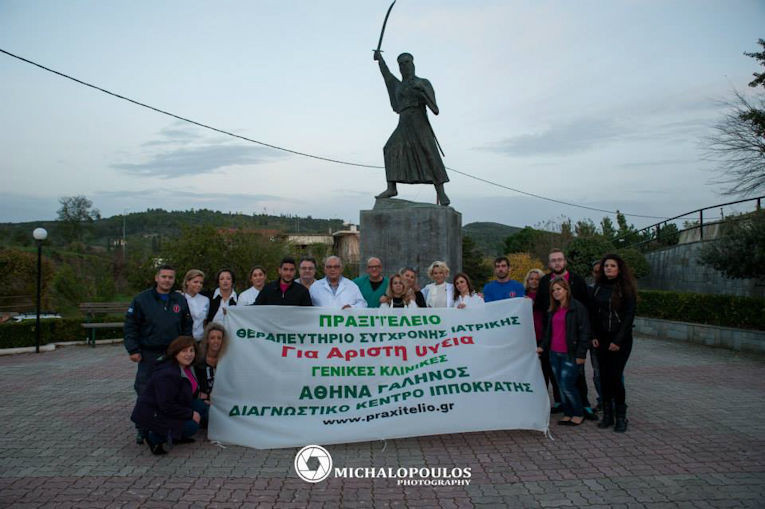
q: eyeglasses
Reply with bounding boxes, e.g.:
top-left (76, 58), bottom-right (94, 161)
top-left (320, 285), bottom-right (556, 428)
top-left (325, 265), bottom-right (341, 269)
top-left (367, 265), bottom-right (382, 269)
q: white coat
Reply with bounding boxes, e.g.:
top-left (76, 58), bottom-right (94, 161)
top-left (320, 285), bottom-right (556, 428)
top-left (310, 277), bottom-right (368, 309)
top-left (421, 282), bottom-right (455, 308)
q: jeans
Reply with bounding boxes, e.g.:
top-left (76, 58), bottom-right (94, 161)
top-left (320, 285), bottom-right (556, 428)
top-left (549, 352), bottom-right (584, 418)
top-left (590, 347), bottom-right (602, 405)
top-left (146, 398), bottom-right (209, 446)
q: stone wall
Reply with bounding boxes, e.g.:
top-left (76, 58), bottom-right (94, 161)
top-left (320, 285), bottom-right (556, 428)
top-left (360, 198), bottom-right (461, 289)
top-left (641, 240), bottom-right (765, 298)
top-left (635, 317), bottom-right (765, 353)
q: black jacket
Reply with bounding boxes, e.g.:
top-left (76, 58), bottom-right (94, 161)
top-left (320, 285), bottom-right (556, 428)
top-left (540, 298), bottom-right (591, 361)
top-left (124, 288), bottom-right (192, 354)
top-left (535, 271), bottom-right (589, 328)
top-left (131, 359), bottom-right (196, 439)
top-left (206, 291), bottom-right (237, 324)
top-left (255, 280), bottom-right (312, 306)
top-left (193, 360), bottom-right (215, 397)
top-left (590, 282), bottom-right (636, 347)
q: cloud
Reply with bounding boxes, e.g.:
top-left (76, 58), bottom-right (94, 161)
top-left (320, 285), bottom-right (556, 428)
top-left (481, 117), bottom-right (626, 157)
top-left (94, 188), bottom-right (288, 204)
top-left (141, 124), bottom-right (204, 147)
top-left (0, 193), bottom-right (58, 222)
top-left (112, 143), bottom-right (286, 178)
top-left (618, 158), bottom-right (697, 168)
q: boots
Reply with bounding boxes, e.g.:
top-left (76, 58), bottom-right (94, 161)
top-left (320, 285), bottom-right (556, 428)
top-left (597, 400), bottom-right (614, 429)
top-left (614, 404), bottom-right (628, 433)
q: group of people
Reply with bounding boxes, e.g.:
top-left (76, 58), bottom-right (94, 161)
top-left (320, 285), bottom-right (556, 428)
top-left (526, 249), bottom-right (637, 433)
top-left (124, 250), bottom-right (636, 454)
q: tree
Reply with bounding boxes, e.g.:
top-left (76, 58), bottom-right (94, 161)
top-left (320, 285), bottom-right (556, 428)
top-left (699, 211), bottom-right (765, 279)
top-left (0, 248), bottom-right (54, 307)
top-left (507, 253), bottom-right (545, 283)
top-left (706, 39), bottom-right (765, 196)
top-left (574, 219), bottom-right (598, 237)
top-left (462, 236), bottom-right (493, 288)
top-left (600, 217), bottom-right (617, 242)
top-left (57, 195), bottom-right (100, 242)
top-left (503, 227), bottom-right (541, 254)
top-left (565, 236), bottom-right (615, 278)
top-left (656, 223), bottom-right (680, 246)
top-left (616, 248), bottom-right (650, 279)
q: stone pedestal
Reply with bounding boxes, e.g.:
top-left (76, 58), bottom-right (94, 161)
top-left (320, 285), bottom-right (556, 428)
top-left (360, 198), bottom-right (462, 288)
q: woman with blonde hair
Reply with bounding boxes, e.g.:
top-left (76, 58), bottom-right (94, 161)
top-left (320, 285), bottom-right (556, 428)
top-left (182, 269), bottom-right (209, 341)
top-left (194, 322), bottom-right (228, 408)
top-left (380, 274), bottom-right (417, 308)
top-left (421, 260), bottom-right (454, 308)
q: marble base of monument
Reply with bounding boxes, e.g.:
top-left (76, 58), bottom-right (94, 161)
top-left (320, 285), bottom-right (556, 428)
top-left (360, 198), bottom-right (462, 288)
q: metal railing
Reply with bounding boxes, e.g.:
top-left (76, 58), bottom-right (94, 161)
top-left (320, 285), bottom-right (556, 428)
top-left (615, 195), bottom-right (763, 250)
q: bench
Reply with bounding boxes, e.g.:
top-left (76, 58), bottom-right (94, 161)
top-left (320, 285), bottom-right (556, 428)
top-left (80, 302), bottom-right (129, 347)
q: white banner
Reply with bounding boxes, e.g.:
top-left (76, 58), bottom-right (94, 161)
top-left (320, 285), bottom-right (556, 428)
top-left (208, 299), bottom-right (549, 449)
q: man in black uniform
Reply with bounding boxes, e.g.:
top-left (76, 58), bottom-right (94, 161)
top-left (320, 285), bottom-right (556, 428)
top-left (255, 257), bottom-right (312, 306)
top-left (124, 264), bottom-right (192, 443)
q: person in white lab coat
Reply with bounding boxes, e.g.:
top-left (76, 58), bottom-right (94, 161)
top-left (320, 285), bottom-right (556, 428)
top-left (309, 256), bottom-right (368, 309)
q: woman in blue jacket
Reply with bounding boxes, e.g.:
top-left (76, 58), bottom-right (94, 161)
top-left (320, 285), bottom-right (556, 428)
top-left (131, 336), bottom-right (208, 455)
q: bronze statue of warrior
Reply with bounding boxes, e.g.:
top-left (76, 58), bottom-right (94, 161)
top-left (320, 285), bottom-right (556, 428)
top-left (373, 49), bottom-right (450, 206)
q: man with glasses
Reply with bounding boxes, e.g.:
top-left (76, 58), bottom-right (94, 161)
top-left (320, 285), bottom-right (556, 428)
top-left (310, 256), bottom-right (367, 309)
top-left (353, 257), bottom-right (388, 308)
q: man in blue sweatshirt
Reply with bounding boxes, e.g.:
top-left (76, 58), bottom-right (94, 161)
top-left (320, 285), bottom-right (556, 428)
top-left (482, 256), bottom-right (525, 302)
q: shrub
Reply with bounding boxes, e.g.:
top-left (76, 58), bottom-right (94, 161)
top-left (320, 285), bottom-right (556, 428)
top-left (507, 253), bottom-right (545, 284)
top-left (617, 248), bottom-right (650, 279)
top-left (0, 318), bottom-right (123, 349)
top-left (637, 290), bottom-right (765, 330)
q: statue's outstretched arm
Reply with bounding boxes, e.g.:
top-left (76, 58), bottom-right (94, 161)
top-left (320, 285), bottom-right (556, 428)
top-left (374, 51), bottom-right (401, 112)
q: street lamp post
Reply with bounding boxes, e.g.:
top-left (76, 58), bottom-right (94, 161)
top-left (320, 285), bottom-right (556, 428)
top-left (32, 227), bottom-right (47, 353)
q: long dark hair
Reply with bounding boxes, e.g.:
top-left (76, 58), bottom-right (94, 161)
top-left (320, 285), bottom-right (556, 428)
top-left (595, 253), bottom-right (637, 309)
top-left (452, 272), bottom-right (476, 302)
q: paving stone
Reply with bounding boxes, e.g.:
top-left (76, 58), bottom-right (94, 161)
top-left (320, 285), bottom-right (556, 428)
top-left (0, 338), bottom-right (763, 507)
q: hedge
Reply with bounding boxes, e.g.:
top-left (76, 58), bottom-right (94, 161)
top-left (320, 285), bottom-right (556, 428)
top-left (0, 318), bottom-right (123, 349)
top-left (637, 290), bottom-right (765, 331)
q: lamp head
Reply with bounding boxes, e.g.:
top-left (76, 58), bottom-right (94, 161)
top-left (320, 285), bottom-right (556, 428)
top-left (33, 227), bottom-right (48, 241)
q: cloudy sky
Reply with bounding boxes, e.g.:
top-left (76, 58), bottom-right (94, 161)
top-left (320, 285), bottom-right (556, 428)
top-left (1, 1), bottom-right (763, 230)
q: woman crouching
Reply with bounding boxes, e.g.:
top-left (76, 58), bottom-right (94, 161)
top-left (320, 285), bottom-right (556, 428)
top-left (194, 322), bottom-right (229, 413)
top-left (131, 336), bottom-right (208, 455)
top-left (538, 277), bottom-right (591, 426)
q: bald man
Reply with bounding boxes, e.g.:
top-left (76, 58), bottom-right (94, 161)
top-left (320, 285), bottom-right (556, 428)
top-left (353, 257), bottom-right (388, 308)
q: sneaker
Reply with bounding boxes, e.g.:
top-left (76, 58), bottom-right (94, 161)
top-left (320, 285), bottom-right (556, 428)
top-left (583, 408), bottom-right (598, 421)
top-left (135, 430), bottom-right (145, 445)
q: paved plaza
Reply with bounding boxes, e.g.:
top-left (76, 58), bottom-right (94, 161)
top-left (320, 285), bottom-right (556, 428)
top-left (1, 336), bottom-right (764, 508)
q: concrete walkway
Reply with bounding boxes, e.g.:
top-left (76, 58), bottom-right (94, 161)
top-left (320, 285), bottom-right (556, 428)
top-left (1, 337), bottom-right (763, 508)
